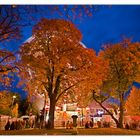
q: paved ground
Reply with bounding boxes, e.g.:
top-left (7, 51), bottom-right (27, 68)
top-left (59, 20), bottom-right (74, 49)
top-left (0, 128), bottom-right (140, 135)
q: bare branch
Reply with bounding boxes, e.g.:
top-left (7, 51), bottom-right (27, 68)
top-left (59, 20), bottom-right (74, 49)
top-left (92, 90), bottom-right (118, 124)
top-left (56, 79), bottom-right (84, 102)
top-left (0, 53), bottom-right (15, 64)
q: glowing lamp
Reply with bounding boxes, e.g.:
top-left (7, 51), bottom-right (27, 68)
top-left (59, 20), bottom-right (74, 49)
top-left (97, 110), bottom-right (104, 115)
top-left (45, 105), bottom-right (50, 111)
top-left (76, 107), bottom-right (81, 112)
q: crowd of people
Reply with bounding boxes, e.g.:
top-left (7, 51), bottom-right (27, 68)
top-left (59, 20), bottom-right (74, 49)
top-left (84, 120), bottom-right (111, 128)
top-left (3, 114), bottom-right (140, 131)
top-left (4, 115), bottom-right (37, 130)
top-left (5, 119), bottom-right (29, 130)
top-left (124, 120), bottom-right (140, 130)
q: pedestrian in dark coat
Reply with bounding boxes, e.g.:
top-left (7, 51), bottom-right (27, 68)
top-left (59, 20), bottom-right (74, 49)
top-left (5, 120), bottom-right (10, 130)
top-left (10, 121), bottom-right (15, 130)
top-left (85, 121), bottom-right (89, 128)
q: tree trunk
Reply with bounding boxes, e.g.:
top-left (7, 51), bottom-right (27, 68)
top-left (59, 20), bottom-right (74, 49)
top-left (98, 101), bottom-right (120, 128)
top-left (47, 97), bottom-right (56, 129)
top-left (92, 94), bottom-right (120, 128)
top-left (118, 100), bottom-right (124, 128)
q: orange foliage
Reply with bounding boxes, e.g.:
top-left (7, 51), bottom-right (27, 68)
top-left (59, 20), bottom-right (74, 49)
top-left (19, 19), bottom-right (108, 104)
top-left (11, 103), bottom-right (19, 117)
top-left (125, 86), bottom-right (140, 116)
top-left (0, 91), bottom-right (11, 115)
top-left (19, 19), bottom-right (108, 128)
top-left (92, 39), bottom-right (140, 128)
top-left (99, 39), bottom-right (140, 95)
top-left (0, 49), bottom-right (17, 86)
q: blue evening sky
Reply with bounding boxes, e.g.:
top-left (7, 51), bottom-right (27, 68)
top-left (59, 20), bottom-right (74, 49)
top-left (7, 5), bottom-right (140, 53)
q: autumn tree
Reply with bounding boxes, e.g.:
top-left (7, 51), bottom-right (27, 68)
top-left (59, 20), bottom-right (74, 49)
top-left (125, 86), bottom-right (140, 116)
top-left (19, 18), bottom-right (107, 129)
top-left (0, 91), bottom-right (11, 115)
top-left (0, 5), bottom-right (104, 116)
top-left (92, 39), bottom-right (140, 128)
top-left (0, 5), bottom-right (31, 84)
top-left (0, 49), bottom-right (17, 79)
top-left (0, 91), bottom-right (20, 116)
top-left (0, 5), bottom-right (102, 86)
top-left (0, 5), bottom-right (105, 87)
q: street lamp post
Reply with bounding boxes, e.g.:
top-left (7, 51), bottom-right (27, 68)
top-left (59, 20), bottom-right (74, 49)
top-left (11, 95), bottom-right (16, 117)
top-left (12, 95), bottom-right (16, 101)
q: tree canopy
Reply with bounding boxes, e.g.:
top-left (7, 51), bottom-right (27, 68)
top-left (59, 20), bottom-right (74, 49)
top-left (19, 18), bottom-right (108, 128)
top-left (92, 39), bottom-right (140, 128)
top-left (125, 86), bottom-right (140, 116)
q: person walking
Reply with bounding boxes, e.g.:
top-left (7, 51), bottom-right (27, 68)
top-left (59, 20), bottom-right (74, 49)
top-left (85, 121), bottom-right (89, 128)
top-left (89, 121), bottom-right (93, 128)
top-left (69, 122), bottom-right (73, 129)
top-left (10, 121), bottom-right (15, 130)
top-left (5, 120), bottom-right (10, 130)
top-left (39, 114), bottom-right (44, 129)
top-left (66, 120), bottom-right (70, 129)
